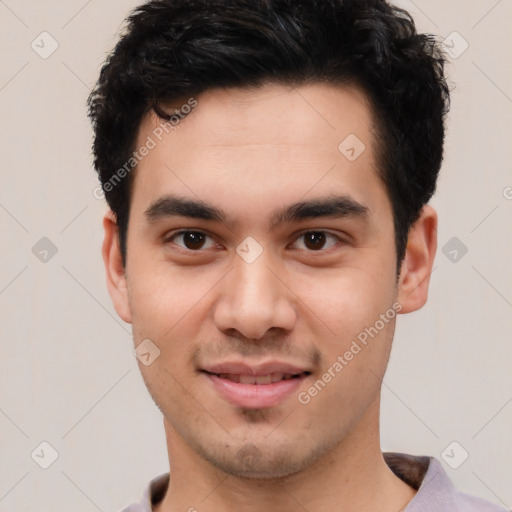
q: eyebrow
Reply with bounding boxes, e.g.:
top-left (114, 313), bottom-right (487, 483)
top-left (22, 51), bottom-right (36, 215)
top-left (143, 194), bottom-right (370, 229)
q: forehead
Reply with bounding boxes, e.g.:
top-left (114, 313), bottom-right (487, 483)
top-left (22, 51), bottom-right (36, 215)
top-left (130, 82), bottom-right (388, 225)
top-left (140, 82), bottom-right (374, 153)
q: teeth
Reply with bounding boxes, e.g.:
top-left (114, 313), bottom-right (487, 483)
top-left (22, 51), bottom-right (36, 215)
top-left (219, 373), bottom-right (240, 383)
top-left (216, 372), bottom-right (302, 384)
top-left (255, 375), bottom-right (272, 385)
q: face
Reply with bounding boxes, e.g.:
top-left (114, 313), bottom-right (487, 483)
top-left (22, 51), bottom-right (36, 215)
top-left (103, 82), bottom-right (436, 479)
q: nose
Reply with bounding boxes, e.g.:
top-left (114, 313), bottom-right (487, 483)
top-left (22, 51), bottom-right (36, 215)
top-left (213, 251), bottom-right (297, 341)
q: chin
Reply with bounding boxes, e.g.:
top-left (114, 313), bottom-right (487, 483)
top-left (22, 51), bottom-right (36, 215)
top-left (198, 439), bottom-right (319, 480)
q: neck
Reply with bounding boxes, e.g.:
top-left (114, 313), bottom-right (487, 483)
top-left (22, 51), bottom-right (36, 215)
top-left (154, 397), bottom-right (416, 512)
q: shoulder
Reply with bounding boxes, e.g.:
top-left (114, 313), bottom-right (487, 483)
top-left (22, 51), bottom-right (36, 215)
top-left (120, 473), bottom-right (170, 512)
top-left (120, 505), bottom-right (145, 512)
top-left (384, 452), bottom-right (508, 512)
top-left (426, 458), bottom-right (508, 512)
top-left (452, 488), bottom-right (509, 512)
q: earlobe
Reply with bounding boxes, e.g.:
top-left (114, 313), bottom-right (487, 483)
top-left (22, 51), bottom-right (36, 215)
top-left (102, 210), bottom-right (133, 324)
top-left (397, 205), bottom-right (438, 314)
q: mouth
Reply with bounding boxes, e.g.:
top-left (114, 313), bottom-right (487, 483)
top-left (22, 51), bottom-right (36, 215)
top-left (202, 370), bottom-right (310, 384)
top-left (200, 362), bottom-right (312, 409)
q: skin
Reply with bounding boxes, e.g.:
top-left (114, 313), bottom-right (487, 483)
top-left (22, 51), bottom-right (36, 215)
top-left (102, 82), bottom-right (437, 512)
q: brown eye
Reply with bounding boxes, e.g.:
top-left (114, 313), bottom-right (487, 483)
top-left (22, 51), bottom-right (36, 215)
top-left (182, 231), bottom-right (206, 249)
top-left (168, 230), bottom-right (216, 250)
top-left (303, 232), bottom-right (327, 250)
top-left (292, 231), bottom-right (340, 251)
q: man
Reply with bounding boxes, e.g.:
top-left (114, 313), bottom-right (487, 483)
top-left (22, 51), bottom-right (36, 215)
top-left (87, 0), bottom-right (506, 510)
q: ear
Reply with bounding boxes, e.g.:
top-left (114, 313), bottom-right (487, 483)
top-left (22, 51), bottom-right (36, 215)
top-left (397, 205), bottom-right (438, 314)
top-left (102, 210), bottom-right (132, 324)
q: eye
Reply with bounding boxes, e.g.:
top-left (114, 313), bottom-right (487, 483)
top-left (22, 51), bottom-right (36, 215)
top-left (291, 231), bottom-right (342, 251)
top-left (166, 230), bottom-right (218, 251)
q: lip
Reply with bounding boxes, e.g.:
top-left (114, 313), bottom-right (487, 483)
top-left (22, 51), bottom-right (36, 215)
top-left (201, 360), bottom-right (311, 409)
top-left (204, 373), bottom-right (310, 409)
top-left (201, 360), bottom-right (310, 376)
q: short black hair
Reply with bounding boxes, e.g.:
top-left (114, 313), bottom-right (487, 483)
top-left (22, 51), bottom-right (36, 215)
top-left (88, 0), bottom-right (450, 274)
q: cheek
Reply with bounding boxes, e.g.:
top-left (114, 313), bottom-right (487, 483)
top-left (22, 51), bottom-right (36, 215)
top-left (291, 263), bottom-right (398, 397)
top-left (300, 309), bottom-right (395, 420)
top-left (127, 265), bottom-right (216, 376)
top-left (292, 264), bottom-right (397, 340)
top-left (127, 260), bottom-right (213, 333)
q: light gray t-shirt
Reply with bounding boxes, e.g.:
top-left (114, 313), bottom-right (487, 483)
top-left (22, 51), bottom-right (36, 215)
top-left (121, 452), bottom-right (508, 512)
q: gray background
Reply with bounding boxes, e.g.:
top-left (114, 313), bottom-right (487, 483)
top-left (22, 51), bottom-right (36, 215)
top-left (0, 0), bottom-right (511, 510)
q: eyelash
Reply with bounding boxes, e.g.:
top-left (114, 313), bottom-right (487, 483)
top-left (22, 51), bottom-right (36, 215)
top-left (164, 229), bottom-right (345, 253)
